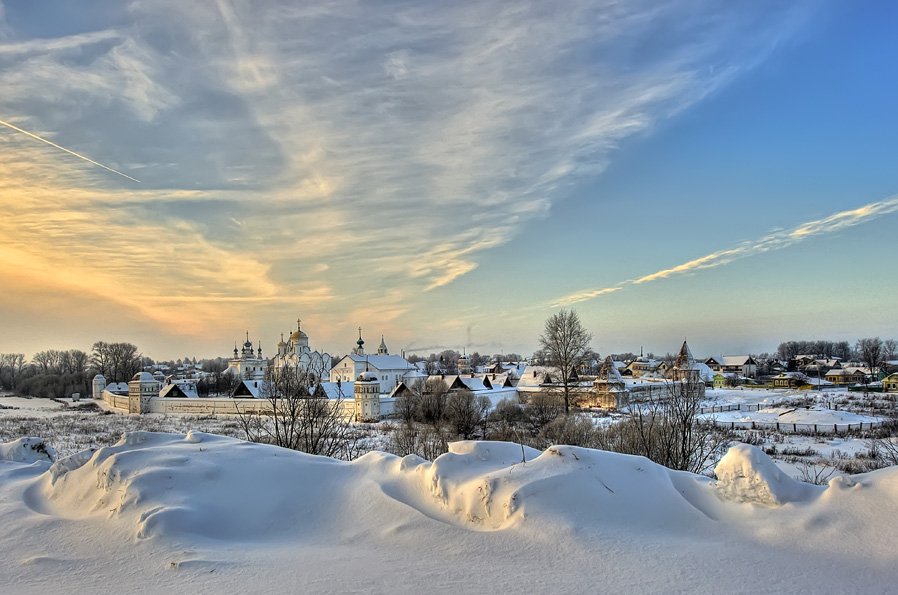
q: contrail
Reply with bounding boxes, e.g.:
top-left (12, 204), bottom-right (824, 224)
top-left (553, 194), bottom-right (898, 307)
top-left (0, 118), bottom-right (140, 183)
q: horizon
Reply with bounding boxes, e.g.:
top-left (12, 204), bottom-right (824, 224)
top-left (1, 2), bottom-right (895, 363)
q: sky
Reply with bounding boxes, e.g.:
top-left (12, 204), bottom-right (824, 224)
top-left (0, 1), bottom-right (896, 362)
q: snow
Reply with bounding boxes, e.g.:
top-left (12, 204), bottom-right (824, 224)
top-left (0, 437), bottom-right (55, 463)
top-left (2, 432), bottom-right (898, 593)
top-left (703, 406), bottom-right (881, 427)
top-left (0, 396), bottom-right (93, 418)
top-left (714, 443), bottom-right (821, 506)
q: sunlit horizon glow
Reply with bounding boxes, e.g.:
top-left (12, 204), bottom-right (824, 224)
top-left (0, 1), bottom-right (895, 361)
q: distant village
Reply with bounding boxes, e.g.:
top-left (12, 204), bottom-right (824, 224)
top-left (57, 318), bottom-right (896, 420)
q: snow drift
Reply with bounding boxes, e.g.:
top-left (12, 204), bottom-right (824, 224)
top-left (3, 434), bottom-right (898, 594)
top-left (0, 437), bottom-right (55, 464)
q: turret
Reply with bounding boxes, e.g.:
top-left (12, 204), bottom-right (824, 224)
top-left (354, 369), bottom-right (380, 421)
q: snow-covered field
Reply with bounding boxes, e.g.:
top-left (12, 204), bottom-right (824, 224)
top-left (2, 389), bottom-right (896, 593)
top-left (2, 432), bottom-right (897, 594)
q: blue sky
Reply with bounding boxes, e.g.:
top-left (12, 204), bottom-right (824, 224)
top-left (0, 1), bottom-right (895, 361)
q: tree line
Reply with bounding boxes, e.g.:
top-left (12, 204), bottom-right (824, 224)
top-left (777, 337), bottom-right (897, 370)
top-left (0, 341), bottom-right (142, 398)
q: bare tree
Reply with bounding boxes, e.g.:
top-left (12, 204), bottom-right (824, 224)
top-left (89, 341), bottom-right (140, 383)
top-left (856, 337), bottom-right (884, 378)
top-left (0, 353), bottom-right (26, 391)
top-left (253, 366), bottom-right (361, 458)
top-left (522, 391), bottom-right (566, 437)
top-left (883, 339), bottom-right (898, 363)
top-left (416, 377), bottom-right (449, 429)
top-left (445, 389), bottom-right (491, 439)
top-left (538, 309), bottom-right (592, 414)
top-left (393, 382), bottom-right (422, 427)
top-left (110, 342), bottom-right (141, 382)
top-left (601, 378), bottom-right (729, 474)
top-left (89, 341), bottom-right (113, 379)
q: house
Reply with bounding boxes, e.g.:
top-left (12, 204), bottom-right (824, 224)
top-left (704, 355), bottom-right (758, 378)
top-left (825, 368), bottom-right (867, 385)
top-left (712, 373), bottom-right (737, 389)
top-left (625, 356), bottom-right (664, 378)
top-left (232, 379), bottom-right (263, 398)
top-left (881, 373), bottom-right (898, 392)
top-left (158, 381), bottom-right (199, 399)
top-left (772, 372), bottom-right (806, 389)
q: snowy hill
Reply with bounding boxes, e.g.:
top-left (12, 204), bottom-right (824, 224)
top-left (1, 433), bottom-right (896, 593)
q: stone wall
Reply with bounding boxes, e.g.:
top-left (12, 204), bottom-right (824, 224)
top-left (101, 389), bottom-right (395, 419)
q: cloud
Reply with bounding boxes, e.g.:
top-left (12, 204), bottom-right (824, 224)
top-left (554, 195), bottom-right (898, 306)
top-left (0, 0), bottom-right (814, 348)
top-left (552, 287), bottom-right (622, 308)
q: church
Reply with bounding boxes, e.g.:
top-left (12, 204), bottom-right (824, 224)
top-left (329, 329), bottom-right (414, 394)
top-left (271, 319), bottom-right (333, 383)
top-left (225, 333), bottom-right (268, 380)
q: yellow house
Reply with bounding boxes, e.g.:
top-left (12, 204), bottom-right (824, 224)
top-left (883, 373), bottom-right (898, 392)
top-left (825, 368), bottom-right (866, 385)
top-left (772, 373), bottom-right (803, 388)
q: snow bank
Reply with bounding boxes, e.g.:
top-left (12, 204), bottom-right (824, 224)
top-left (363, 440), bottom-right (715, 534)
top-left (0, 437), bottom-right (55, 464)
top-left (715, 443), bottom-right (822, 506)
top-left (37, 431), bottom-right (353, 541)
top-left (4, 434), bottom-right (898, 593)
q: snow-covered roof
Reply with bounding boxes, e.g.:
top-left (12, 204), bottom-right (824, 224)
top-left (315, 382), bottom-right (355, 400)
top-left (233, 380), bottom-right (262, 398)
top-left (455, 376), bottom-right (489, 391)
top-left (158, 383), bottom-right (199, 399)
top-left (596, 356), bottom-right (623, 384)
top-left (341, 354), bottom-right (412, 371)
top-left (713, 356), bottom-right (756, 366)
top-left (516, 366), bottom-right (554, 387)
top-left (105, 382), bottom-right (128, 394)
top-left (694, 363), bottom-right (715, 382)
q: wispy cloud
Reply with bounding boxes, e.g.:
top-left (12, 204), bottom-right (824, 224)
top-left (554, 195), bottom-right (898, 307)
top-left (0, 0), bottom-right (814, 348)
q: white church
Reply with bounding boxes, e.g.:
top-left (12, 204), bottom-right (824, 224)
top-left (270, 319), bottom-right (333, 383)
top-left (225, 333), bottom-right (268, 380)
top-left (329, 329), bottom-right (414, 394)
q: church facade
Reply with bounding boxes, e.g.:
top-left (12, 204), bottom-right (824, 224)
top-left (329, 330), bottom-right (413, 394)
top-left (270, 319), bottom-right (333, 383)
top-left (226, 333), bottom-right (268, 380)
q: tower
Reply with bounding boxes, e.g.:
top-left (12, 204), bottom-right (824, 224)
top-left (377, 335), bottom-right (388, 355)
top-left (92, 374), bottom-right (106, 400)
top-left (128, 372), bottom-right (159, 414)
top-left (278, 333), bottom-right (287, 357)
top-left (593, 356), bottom-right (628, 409)
top-left (671, 339), bottom-right (705, 398)
top-left (354, 369), bottom-right (380, 421)
top-left (458, 349), bottom-right (472, 375)
top-left (353, 327), bottom-right (365, 356)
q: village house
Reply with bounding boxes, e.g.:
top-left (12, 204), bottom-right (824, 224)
top-left (704, 355), bottom-right (758, 378)
top-left (772, 372), bottom-right (806, 389)
top-left (825, 368), bottom-right (868, 385)
top-left (882, 373), bottom-right (898, 392)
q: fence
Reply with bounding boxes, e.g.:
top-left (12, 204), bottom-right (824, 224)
top-left (700, 404), bottom-right (766, 414)
top-left (705, 417), bottom-right (898, 435)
